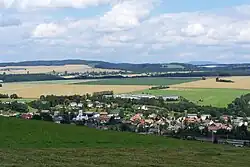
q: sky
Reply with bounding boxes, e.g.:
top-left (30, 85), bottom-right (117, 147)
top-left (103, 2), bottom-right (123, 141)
top-left (1, 0), bottom-right (250, 63)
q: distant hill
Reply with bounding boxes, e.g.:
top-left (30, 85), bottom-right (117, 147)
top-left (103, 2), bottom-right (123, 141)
top-left (188, 61), bottom-right (218, 65)
top-left (2, 59), bottom-right (250, 74)
top-left (0, 59), bottom-right (104, 67)
top-left (0, 60), bottom-right (196, 72)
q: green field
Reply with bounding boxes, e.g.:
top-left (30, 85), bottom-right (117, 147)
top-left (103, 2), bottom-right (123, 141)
top-left (0, 98), bottom-right (36, 102)
top-left (13, 79), bottom-right (93, 84)
top-left (1, 117), bottom-right (250, 167)
top-left (76, 77), bottom-right (199, 85)
top-left (139, 88), bottom-right (250, 107)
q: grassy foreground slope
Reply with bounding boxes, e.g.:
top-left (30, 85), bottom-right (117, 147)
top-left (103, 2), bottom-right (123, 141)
top-left (139, 88), bottom-right (250, 107)
top-left (77, 77), bottom-right (199, 85)
top-left (1, 117), bottom-right (250, 167)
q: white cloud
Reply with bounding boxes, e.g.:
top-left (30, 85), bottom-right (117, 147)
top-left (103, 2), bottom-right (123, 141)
top-left (32, 23), bottom-right (66, 38)
top-left (1, 1), bottom-right (250, 63)
top-left (98, 0), bottom-right (156, 31)
top-left (181, 23), bottom-right (206, 37)
top-left (0, 0), bottom-right (130, 9)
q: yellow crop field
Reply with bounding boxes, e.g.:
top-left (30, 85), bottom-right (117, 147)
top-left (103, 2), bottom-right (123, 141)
top-left (0, 82), bottom-right (150, 98)
top-left (170, 76), bottom-right (250, 90)
top-left (0, 64), bottom-right (119, 74)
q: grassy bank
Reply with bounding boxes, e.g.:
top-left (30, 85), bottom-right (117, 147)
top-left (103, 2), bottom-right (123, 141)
top-left (138, 88), bottom-right (250, 107)
top-left (1, 117), bottom-right (250, 167)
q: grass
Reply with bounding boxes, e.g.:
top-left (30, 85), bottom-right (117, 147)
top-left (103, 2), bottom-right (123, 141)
top-left (138, 88), bottom-right (250, 108)
top-left (76, 77), bottom-right (199, 86)
top-left (0, 98), bottom-right (36, 102)
top-left (12, 79), bottom-right (94, 84)
top-left (1, 117), bottom-right (250, 167)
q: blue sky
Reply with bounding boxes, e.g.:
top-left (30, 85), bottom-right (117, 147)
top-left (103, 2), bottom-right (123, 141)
top-left (1, 0), bottom-right (250, 63)
top-left (157, 0), bottom-right (250, 12)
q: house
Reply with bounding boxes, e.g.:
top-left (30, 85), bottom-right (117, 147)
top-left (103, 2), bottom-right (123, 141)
top-left (53, 111), bottom-right (60, 116)
top-left (103, 95), bottom-right (113, 98)
top-left (138, 105), bottom-right (148, 111)
top-left (99, 112), bottom-right (109, 123)
top-left (77, 103), bottom-right (83, 108)
top-left (70, 102), bottom-right (77, 107)
top-left (53, 116), bottom-right (63, 124)
top-left (87, 103), bottom-right (94, 108)
top-left (187, 114), bottom-right (198, 119)
top-left (75, 114), bottom-right (88, 121)
top-left (41, 110), bottom-right (50, 113)
top-left (21, 113), bottom-right (33, 120)
top-left (148, 113), bottom-right (157, 119)
top-left (161, 96), bottom-right (179, 101)
top-left (208, 122), bottom-right (233, 132)
top-left (184, 117), bottom-right (200, 124)
top-left (221, 115), bottom-right (231, 122)
top-left (130, 113), bottom-right (144, 123)
top-left (144, 119), bottom-right (154, 125)
top-left (106, 104), bottom-right (112, 108)
top-left (95, 101), bottom-right (103, 108)
top-left (201, 114), bottom-right (211, 121)
top-left (238, 122), bottom-right (248, 127)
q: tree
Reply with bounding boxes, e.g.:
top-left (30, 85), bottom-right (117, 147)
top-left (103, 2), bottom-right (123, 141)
top-left (10, 94), bottom-right (19, 99)
top-left (118, 110), bottom-right (125, 118)
top-left (32, 114), bottom-right (42, 120)
top-left (40, 113), bottom-right (53, 122)
top-left (40, 95), bottom-right (46, 101)
top-left (64, 99), bottom-right (70, 106)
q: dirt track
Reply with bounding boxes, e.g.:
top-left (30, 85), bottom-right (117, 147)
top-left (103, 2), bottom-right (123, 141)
top-left (170, 76), bottom-right (250, 90)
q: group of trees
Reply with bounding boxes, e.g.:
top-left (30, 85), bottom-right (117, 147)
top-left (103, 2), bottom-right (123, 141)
top-left (0, 74), bottom-right (62, 82)
top-left (149, 85), bottom-right (170, 90)
top-left (216, 77), bottom-right (234, 83)
top-left (227, 94), bottom-right (250, 117)
top-left (0, 101), bottom-right (28, 113)
top-left (0, 93), bottom-right (19, 99)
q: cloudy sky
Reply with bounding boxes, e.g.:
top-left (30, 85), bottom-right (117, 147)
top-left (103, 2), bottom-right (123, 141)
top-left (1, 0), bottom-right (250, 63)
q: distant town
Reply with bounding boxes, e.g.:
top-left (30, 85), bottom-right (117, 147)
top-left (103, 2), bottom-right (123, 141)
top-left (1, 90), bottom-right (250, 147)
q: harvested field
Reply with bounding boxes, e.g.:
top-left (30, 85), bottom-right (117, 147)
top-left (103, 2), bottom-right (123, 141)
top-left (171, 76), bottom-right (250, 90)
top-left (0, 82), bottom-right (149, 98)
top-left (0, 65), bottom-right (119, 74)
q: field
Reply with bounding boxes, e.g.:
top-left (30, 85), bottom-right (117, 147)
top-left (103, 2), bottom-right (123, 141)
top-left (77, 77), bottom-right (199, 85)
top-left (171, 76), bottom-right (250, 90)
top-left (0, 82), bottom-right (149, 99)
top-left (1, 117), bottom-right (250, 167)
top-left (139, 88), bottom-right (250, 107)
top-left (0, 64), bottom-right (119, 75)
top-left (0, 78), bottom-right (198, 99)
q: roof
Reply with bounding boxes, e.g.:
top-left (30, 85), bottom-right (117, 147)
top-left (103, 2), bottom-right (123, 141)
top-left (100, 112), bottom-right (108, 115)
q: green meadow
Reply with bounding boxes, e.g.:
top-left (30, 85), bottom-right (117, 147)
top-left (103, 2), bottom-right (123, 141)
top-left (138, 88), bottom-right (250, 107)
top-left (76, 77), bottom-right (199, 85)
top-left (1, 117), bottom-right (250, 167)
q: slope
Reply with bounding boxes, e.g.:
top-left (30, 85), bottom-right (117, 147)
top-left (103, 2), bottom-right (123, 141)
top-left (0, 117), bottom-right (250, 167)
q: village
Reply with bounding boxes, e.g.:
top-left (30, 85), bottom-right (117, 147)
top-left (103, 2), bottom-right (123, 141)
top-left (1, 91), bottom-right (250, 147)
